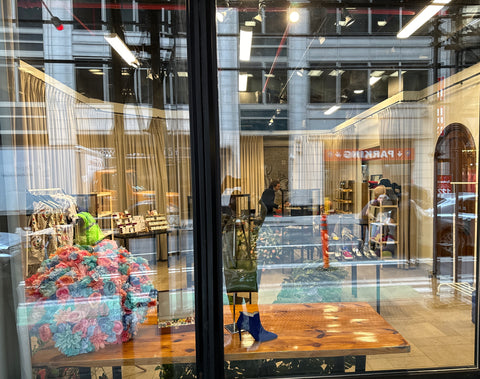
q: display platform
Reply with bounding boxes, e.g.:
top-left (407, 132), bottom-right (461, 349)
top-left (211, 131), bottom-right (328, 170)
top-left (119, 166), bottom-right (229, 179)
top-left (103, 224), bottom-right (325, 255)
top-left (31, 302), bottom-right (409, 377)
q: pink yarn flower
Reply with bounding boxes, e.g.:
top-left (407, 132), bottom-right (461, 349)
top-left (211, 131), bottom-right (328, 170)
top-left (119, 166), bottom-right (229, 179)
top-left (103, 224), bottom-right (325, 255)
top-left (90, 326), bottom-right (109, 351)
top-left (56, 286), bottom-right (70, 301)
top-left (38, 324), bottom-right (52, 342)
top-left (112, 321), bottom-right (123, 335)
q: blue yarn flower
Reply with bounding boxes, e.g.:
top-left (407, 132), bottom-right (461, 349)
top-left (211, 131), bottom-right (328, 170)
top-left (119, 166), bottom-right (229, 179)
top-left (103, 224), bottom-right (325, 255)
top-left (103, 280), bottom-right (116, 296)
top-left (53, 325), bottom-right (82, 357)
top-left (39, 281), bottom-right (57, 298)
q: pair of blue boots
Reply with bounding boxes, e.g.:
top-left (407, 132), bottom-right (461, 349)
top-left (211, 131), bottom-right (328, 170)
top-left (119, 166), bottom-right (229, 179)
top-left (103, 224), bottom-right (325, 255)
top-left (236, 311), bottom-right (277, 342)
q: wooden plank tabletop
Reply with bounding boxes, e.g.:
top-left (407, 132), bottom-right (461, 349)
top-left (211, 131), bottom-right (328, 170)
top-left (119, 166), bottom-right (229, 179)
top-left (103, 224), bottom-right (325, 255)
top-left (31, 302), bottom-right (409, 367)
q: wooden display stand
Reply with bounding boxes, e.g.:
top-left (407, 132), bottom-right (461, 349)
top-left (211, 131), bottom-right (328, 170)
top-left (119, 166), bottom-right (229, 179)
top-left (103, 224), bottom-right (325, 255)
top-left (335, 180), bottom-right (354, 214)
top-left (367, 201), bottom-right (398, 260)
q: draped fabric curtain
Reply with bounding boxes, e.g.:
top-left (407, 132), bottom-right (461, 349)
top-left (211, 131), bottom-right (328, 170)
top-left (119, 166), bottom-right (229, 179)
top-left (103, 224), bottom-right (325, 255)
top-left (324, 127), bottom-right (359, 211)
top-left (240, 136), bottom-right (264, 211)
top-left (220, 135), bottom-right (264, 213)
top-left (289, 135), bottom-right (325, 206)
top-left (165, 130), bottom-right (191, 223)
top-left (378, 103), bottom-right (421, 264)
top-left (15, 62), bottom-right (169, 244)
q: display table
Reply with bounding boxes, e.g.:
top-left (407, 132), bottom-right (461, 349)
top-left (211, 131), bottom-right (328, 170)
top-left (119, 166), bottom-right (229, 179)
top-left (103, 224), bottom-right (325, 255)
top-left (114, 229), bottom-right (169, 252)
top-left (31, 302), bottom-right (409, 376)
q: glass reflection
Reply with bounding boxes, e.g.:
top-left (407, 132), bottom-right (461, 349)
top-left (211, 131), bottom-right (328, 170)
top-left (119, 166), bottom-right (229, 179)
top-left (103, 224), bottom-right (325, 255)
top-left (218, 0), bottom-right (479, 376)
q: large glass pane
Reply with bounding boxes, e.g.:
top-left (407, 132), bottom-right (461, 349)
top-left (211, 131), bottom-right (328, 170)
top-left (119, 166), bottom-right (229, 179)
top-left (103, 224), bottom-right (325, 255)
top-left (0, 0), bottom-right (195, 377)
top-left (217, 1), bottom-right (480, 377)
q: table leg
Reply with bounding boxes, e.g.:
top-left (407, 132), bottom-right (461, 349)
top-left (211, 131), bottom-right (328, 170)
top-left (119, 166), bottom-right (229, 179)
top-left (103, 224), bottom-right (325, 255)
top-left (78, 367), bottom-right (91, 378)
top-left (332, 356), bottom-right (345, 373)
top-left (351, 264), bottom-right (357, 297)
top-left (376, 263), bottom-right (381, 313)
top-left (355, 356), bottom-right (366, 372)
top-left (112, 366), bottom-right (122, 379)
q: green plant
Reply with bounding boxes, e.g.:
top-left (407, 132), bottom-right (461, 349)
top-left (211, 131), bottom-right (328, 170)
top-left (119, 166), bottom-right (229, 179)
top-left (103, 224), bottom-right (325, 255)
top-left (274, 262), bottom-right (348, 304)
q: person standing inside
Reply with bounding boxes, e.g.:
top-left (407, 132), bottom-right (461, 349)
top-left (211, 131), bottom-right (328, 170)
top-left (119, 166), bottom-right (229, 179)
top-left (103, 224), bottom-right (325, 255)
top-left (261, 180), bottom-right (289, 216)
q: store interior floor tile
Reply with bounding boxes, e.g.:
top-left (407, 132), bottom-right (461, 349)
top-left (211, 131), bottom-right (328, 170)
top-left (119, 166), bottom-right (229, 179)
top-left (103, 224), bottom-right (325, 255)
top-left (87, 254), bottom-right (475, 377)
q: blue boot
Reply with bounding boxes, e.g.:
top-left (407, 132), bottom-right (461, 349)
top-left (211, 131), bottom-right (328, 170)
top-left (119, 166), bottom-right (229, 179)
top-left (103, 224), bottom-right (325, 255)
top-left (236, 311), bottom-right (277, 342)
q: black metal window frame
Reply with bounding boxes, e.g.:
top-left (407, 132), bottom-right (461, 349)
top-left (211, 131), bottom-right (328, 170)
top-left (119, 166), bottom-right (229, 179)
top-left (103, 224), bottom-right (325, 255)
top-left (186, 1), bottom-right (480, 378)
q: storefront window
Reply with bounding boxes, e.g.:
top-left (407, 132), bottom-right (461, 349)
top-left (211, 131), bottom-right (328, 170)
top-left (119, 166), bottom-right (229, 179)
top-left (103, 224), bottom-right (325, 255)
top-left (217, 1), bottom-right (480, 377)
top-left (1, 0), bottom-right (195, 377)
top-left (2, 0), bottom-right (480, 377)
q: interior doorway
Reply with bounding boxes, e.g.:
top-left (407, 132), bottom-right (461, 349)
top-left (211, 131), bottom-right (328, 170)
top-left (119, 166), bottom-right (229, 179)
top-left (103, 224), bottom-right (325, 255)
top-left (434, 124), bottom-right (476, 285)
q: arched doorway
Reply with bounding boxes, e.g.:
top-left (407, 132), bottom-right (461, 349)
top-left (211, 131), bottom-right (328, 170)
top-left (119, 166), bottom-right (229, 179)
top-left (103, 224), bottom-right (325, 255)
top-left (434, 124), bottom-right (476, 285)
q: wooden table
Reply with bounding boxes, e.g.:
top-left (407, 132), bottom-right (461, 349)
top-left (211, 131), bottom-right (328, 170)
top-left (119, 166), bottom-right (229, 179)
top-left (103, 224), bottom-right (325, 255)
top-left (31, 302), bottom-right (409, 376)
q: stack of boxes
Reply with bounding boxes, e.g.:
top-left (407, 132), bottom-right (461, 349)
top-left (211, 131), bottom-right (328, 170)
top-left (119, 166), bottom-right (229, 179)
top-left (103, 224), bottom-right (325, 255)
top-left (145, 211), bottom-right (169, 232)
top-left (113, 210), bottom-right (169, 234)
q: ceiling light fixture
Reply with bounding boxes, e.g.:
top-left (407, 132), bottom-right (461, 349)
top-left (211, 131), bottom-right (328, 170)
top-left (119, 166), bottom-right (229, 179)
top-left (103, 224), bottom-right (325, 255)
top-left (104, 33), bottom-right (140, 68)
top-left (377, 20), bottom-right (387, 27)
top-left (339, 9), bottom-right (355, 27)
top-left (239, 73), bottom-right (249, 91)
top-left (324, 105), bottom-right (340, 115)
top-left (308, 70), bottom-right (323, 77)
top-left (239, 27), bottom-right (253, 61)
top-left (354, 89), bottom-right (364, 94)
top-left (369, 76), bottom-right (381, 86)
top-left (397, 0), bottom-right (451, 39)
top-left (289, 10), bottom-right (300, 23)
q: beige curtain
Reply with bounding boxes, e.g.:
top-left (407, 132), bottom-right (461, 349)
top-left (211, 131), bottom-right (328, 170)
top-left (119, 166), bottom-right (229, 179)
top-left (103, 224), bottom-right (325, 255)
top-left (324, 127), bottom-right (359, 211)
top-left (220, 136), bottom-right (264, 213)
top-left (378, 103), bottom-right (421, 264)
top-left (240, 136), bottom-right (265, 211)
top-left (15, 62), bottom-right (170, 261)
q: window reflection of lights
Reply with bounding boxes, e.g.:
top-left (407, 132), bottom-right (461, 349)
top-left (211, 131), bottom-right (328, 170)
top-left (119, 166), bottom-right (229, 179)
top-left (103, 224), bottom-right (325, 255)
top-left (239, 73), bottom-right (249, 91)
top-left (419, 55), bottom-right (429, 59)
top-left (104, 33), bottom-right (140, 68)
top-left (339, 9), bottom-right (355, 27)
top-left (89, 69), bottom-right (102, 73)
top-left (289, 10), bottom-right (300, 23)
top-left (369, 76), bottom-right (381, 86)
top-left (177, 72), bottom-right (188, 77)
top-left (390, 71), bottom-right (406, 77)
top-left (121, 72), bottom-right (130, 76)
top-left (296, 70), bottom-right (303, 77)
top-left (329, 70), bottom-right (344, 76)
top-left (377, 20), bottom-right (387, 27)
top-left (253, 13), bottom-right (262, 22)
top-left (216, 11), bottom-right (225, 22)
top-left (239, 27), bottom-right (253, 61)
top-left (92, 72), bottom-right (104, 76)
top-left (371, 71), bottom-right (385, 77)
top-left (318, 36), bottom-right (326, 44)
top-left (245, 21), bottom-right (256, 27)
top-left (397, 0), bottom-right (451, 39)
top-left (264, 74), bottom-right (275, 78)
top-left (308, 70), bottom-right (323, 77)
top-left (324, 105), bottom-right (340, 115)
top-left (354, 89), bottom-right (364, 94)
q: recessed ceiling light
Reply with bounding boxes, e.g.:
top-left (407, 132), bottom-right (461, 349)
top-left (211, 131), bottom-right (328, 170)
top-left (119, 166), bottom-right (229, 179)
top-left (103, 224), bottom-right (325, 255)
top-left (324, 105), bottom-right (340, 115)
top-left (329, 69), bottom-right (344, 76)
top-left (377, 20), bottom-right (387, 27)
top-left (354, 89), bottom-right (364, 94)
top-left (177, 72), bottom-right (188, 77)
top-left (308, 70), bottom-right (323, 77)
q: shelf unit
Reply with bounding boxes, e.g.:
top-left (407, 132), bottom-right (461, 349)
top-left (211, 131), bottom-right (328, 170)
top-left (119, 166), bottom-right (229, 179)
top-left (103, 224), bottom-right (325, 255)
top-left (367, 204), bottom-right (398, 259)
top-left (335, 181), bottom-right (354, 214)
